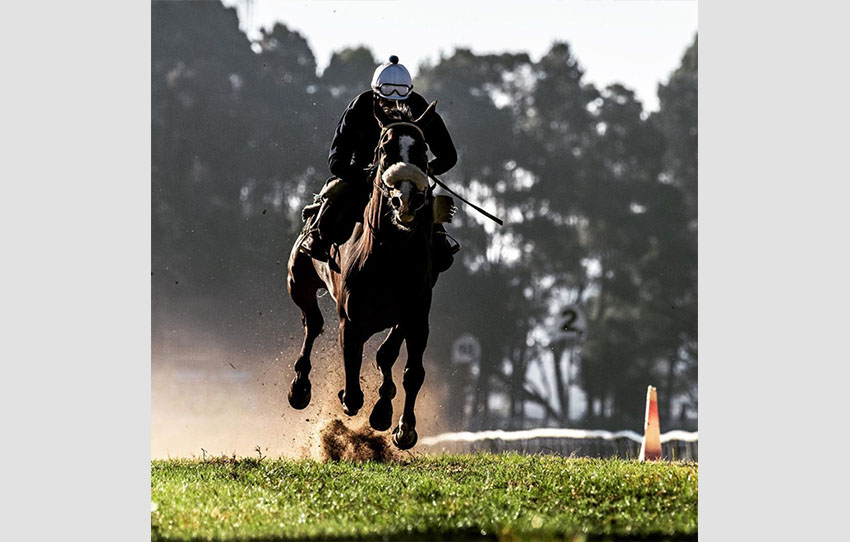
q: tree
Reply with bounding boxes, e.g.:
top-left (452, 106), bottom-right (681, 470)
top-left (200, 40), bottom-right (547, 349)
top-left (151, 0), bottom-right (698, 430)
top-left (650, 35), bottom-right (698, 424)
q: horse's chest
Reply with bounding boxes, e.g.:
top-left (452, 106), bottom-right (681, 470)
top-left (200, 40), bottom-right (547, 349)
top-left (342, 273), bottom-right (428, 330)
top-left (346, 282), bottom-right (404, 316)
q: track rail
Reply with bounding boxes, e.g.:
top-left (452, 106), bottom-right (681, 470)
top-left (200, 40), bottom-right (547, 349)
top-left (421, 427), bottom-right (698, 446)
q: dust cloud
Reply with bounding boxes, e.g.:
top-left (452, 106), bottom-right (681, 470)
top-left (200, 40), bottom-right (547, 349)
top-left (152, 322), bottom-right (453, 460)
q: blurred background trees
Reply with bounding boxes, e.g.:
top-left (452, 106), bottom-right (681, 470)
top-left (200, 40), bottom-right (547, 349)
top-left (152, 2), bottom-right (698, 431)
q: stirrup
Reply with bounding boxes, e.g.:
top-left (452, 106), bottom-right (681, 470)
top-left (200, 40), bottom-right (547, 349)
top-left (299, 231), bottom-right (330, 262)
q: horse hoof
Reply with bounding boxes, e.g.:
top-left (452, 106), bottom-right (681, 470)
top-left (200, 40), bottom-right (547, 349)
top-left (288, 378), bottom-right (311, 410)
top-left (392, 425), bottom-right (418, 450)
top-left (369, 400), bottom-right (393, 432)
top-left (338, 389), bottom-right (362, 416)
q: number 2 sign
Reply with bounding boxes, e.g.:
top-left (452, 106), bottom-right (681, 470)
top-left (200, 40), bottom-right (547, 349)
top-left (555, 304), bottom-right (586, 341)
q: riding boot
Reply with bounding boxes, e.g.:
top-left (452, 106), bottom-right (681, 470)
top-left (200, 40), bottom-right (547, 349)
top-left (432, 224), bottom-right (460, 273)
top-left (299, 198), bottom-right (335, 262)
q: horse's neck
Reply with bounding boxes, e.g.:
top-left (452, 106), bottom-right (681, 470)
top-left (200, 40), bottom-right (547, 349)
top-left (348, 183), bottom-right (383, 265)
top-left (363, 183), bottom-right (383, 237)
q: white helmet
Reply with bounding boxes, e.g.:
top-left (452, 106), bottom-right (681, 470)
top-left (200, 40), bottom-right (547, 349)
top-left (371, 55), bottom-right (413, 100)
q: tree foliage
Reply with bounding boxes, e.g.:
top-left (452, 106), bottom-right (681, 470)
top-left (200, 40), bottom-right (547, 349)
top-left (152, 2), bottom-right (697, 431)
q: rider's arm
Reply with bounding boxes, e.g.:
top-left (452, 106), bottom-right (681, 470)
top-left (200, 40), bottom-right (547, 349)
top-left (424, 114), bottom-right (458, 176)
top-left (328, 95), bottom-right (365, 181)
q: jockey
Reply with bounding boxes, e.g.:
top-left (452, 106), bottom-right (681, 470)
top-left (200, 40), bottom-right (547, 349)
top-left (299, 55), bottom-right (460, 273)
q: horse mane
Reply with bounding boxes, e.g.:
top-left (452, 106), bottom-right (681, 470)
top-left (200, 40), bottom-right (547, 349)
top-left (345, 181), bottom-right (384, 273)
top-left (379, 100), bottom-right (413, 122)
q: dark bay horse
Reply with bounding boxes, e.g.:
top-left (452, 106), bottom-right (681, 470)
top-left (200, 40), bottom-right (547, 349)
top-left (286, 101), bottom-right (439, 449)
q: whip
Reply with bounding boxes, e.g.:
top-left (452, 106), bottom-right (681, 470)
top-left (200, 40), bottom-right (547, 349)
top-left (429, 174), bottom-right (504, 226)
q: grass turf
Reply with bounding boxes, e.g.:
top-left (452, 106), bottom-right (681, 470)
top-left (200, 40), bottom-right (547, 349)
top-left (151, 453), bottom-right (697, 541)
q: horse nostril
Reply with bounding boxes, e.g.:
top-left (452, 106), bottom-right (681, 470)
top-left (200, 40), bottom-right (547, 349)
top-left (390, 196), bottom-right (401, 208)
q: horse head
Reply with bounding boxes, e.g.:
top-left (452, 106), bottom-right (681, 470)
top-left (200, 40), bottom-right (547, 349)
top-left (373, 100), bottom-right (438, 227)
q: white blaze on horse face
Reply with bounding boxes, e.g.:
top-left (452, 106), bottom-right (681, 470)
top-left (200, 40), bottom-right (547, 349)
top-left (399, 135), bottom-right (415, 164)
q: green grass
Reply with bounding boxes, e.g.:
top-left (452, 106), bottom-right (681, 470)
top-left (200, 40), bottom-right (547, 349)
top-left (151, 453), bottom-right (697, 541)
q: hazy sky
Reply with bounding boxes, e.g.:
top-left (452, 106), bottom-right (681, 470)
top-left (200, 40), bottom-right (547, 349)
top-left (221, 0), bottom-right (697, 111)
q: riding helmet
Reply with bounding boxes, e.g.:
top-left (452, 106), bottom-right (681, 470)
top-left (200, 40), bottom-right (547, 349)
top-left (371, 55), bottom-right (413, 100)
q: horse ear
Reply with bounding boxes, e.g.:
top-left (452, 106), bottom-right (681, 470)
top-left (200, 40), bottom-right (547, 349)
top-left (414, 101), bottom-right (437, 128)
top-left (373, 97), bottom-right (393, 128)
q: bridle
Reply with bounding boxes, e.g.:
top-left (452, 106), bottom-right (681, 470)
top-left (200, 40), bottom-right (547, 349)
top-left (373, 121), bottom-right (430, 195)
top-left (367, 123), bottom-right (431, 239)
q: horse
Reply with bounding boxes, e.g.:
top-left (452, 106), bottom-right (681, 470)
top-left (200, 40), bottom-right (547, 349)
top-left (285, 100), bottom-right (440, 449)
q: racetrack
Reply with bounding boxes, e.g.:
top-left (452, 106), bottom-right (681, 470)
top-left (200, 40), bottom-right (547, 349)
top-left (151, 453), bottom-right (698, 541)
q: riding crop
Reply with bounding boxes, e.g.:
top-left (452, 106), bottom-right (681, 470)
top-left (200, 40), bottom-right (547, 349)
top-left (428, 174), bottom-right (504, 226)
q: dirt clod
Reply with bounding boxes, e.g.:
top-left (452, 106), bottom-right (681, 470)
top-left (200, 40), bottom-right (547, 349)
top-left (319, 419), bottom-right (401, 462)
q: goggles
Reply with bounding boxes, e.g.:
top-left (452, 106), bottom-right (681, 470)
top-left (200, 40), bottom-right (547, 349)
top-left (378, 83), bottom-right (413, 98)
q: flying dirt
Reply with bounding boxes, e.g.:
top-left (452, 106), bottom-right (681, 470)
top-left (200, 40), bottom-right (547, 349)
top-left (151, 323), bottom-right (451, 460)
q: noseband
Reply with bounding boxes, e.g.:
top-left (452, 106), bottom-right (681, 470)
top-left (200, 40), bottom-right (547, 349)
top-left (371, 169), bottom-right (429, 211)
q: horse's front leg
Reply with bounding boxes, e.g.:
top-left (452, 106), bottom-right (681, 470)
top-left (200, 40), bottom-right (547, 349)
top-left (288, 301), bottom-right (323, 409)
top-left (287, 259), bottom-right (324, 410)
top-left (338, 320), bottom-right (365, 416)
top-left (369, 325), bottom-right (404, 431)
top-left (393, 318), bottom-right (429, 450)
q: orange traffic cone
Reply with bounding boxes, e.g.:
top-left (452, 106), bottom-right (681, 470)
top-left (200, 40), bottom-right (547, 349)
top-left (639, 385), bottom-right (662, 461)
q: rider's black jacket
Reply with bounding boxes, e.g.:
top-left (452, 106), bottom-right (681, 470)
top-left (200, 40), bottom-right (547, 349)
top-left (328, 90), bottom-right (457, 183)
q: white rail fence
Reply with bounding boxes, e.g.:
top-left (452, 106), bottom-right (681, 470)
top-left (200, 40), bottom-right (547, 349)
top-left (420, 428), bottom-right (698, 461)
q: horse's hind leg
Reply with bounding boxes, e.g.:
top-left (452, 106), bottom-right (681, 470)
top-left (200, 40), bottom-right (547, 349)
top-left (369, 325), bottom-right (404, 431)
top-left (287, 258), bottom-right (324, 410)
top-left (393, 321), bottom-right (429, 450)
